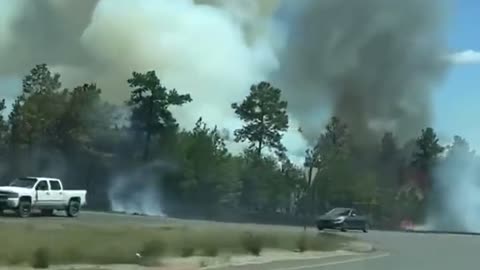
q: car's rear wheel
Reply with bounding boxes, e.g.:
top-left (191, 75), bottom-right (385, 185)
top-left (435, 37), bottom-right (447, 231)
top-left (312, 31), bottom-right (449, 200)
top-left (66, 200), bottom-right (80, 217)
top-left (340, 223), bottom-right (348, 232)
top-left (17, 200), bottom-right (31, 218)
top-left (317, 225), bottom-right (324, 231)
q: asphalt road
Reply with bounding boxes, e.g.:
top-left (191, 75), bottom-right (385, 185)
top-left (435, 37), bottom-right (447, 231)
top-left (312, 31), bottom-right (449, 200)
top-left (2, 211), bottom-right (479, 270)
top-left (221, 229), bottom-right (480, 270)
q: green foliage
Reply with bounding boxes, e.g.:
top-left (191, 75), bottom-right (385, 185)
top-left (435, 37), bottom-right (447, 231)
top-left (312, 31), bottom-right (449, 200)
top-left (7, 65), bottom-right (68, 148)
top-left (380, 132), bottom-right (399, 162)
top-left (0, 99), bottom-right (7, 144)
top-left (412, 127), bottom-right (444, 170)
top-left (140, 239), bottom-right (166, 258)
top-left (55, 83), bottom-right (107, 148)
top-left (0, 63), bottom-right (466, 230)
top-left (311, 116), bottom-right (352, 208)
top-left (202, 244), bottom-right (219, 257)
top-left (314, 116), bottom-right (350, 165)
top-left (180, 246), bottom-right (195, 257)
top-left (31, 247), bottom-right (49, 269)
top-left (180, 117), bottom-right (242, 207)
top-left (232, 81), bottom-right (289, 158)
top-left (22, 64), bottom-right (61, 95)
top-left (127, 70), bottom-right (192, 160)
top-left (241, 232), bottom-right (263, 256)
top-left (296, 233), bottom-right (307, 252)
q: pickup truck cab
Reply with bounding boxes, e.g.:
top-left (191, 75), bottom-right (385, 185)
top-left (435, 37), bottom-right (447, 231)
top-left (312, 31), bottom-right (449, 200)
top-left (0, 177), bottom-right (87, 217)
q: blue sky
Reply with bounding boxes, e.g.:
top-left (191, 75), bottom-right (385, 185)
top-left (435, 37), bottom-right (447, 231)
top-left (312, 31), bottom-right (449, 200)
top-left (433, 0), bottom-right (480, 149)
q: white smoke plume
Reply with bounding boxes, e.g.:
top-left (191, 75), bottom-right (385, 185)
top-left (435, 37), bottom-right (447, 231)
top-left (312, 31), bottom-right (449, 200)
top-left (428, 137), bottom-right (480, 232)
top-left (108, 161), bottom-right (172, 216)
top-left (0, 0), bottom-right (306, 213)
top-left (0, 0), bottom-right (457, 216)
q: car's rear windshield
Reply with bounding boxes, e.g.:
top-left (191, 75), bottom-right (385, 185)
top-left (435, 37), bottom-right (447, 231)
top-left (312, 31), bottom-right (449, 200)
top-left (9, 177), bottom-right (37, 188)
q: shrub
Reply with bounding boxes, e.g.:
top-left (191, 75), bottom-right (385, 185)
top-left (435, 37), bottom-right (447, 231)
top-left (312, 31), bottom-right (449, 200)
top-left (202, 244), bottom-right (219, 257)
top-left (180, 246), bottom-right (195, 257)
top-left (31, 247), bottom-right (49, 269)
top-left (296, 233), bottom-right (307, 252)
top-left (140, 239), bottom-right (166, 258)
top-left (241, 232), bottom-right (263, 256)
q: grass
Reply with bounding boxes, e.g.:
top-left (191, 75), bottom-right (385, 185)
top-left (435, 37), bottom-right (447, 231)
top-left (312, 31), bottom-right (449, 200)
top-left (241, 232), bottom-right (263, 256)
top-left (0, 221), bottom-right (351, 266)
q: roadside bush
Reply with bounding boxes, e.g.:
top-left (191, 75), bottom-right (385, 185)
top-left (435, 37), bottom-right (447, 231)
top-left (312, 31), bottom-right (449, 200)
top-left (180, 245), bottom-right (195, 257)
top-left (31, 247), bottom-right (49, 269)
top-left (6, 252), bottom-right (24, 266)
top-left (241, 232), bottom-right (263, 256)
top-left (296, 233), bottom-right (307, 252)
top-left (140, 239), bottom-right (166, 258)
top-left (138, 239), bottom-right (166, 266)
top-left (202, 244), bottom-right (219, 257)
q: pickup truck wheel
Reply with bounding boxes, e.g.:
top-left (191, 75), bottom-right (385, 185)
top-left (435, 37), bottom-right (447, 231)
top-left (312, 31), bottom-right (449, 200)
top-left (66, 200), bottom-right (80, 217)
top-left (17, 200), bottom-right (31, 218)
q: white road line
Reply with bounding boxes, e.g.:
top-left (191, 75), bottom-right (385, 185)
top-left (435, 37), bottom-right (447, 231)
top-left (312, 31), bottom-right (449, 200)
top-left (272, 252), bottom-right (390, 270)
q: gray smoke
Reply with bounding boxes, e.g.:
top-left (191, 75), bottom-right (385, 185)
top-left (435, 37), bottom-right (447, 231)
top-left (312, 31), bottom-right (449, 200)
top-left (428, 137), bottom-right (480, 232)
top-left (0, 0), bottom-right (304, 153)
top-left (0, 0), bottom-right (452, 154)
top-left (0, 0), bottom-right (456, 220)
top-left (275, 0), bottom-right (450, 145)
top-left (108, 161), bottom-right (173, 216)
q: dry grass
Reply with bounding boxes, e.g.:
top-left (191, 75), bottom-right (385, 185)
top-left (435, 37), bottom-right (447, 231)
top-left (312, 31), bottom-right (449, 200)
top-left (0, 221), bottom-right (351, 266)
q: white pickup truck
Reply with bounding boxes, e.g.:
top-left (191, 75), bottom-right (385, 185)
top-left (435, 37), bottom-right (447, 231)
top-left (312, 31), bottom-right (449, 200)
top-left (0, 177), bottom-right (87, 217)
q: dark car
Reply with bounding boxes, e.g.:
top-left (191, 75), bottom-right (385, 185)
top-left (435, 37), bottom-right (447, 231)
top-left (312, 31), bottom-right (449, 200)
top-left (316, 207), bottom-right (369, 233)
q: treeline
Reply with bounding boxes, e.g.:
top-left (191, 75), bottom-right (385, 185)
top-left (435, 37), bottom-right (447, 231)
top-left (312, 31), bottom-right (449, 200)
top-left (0, 64), bottom-right (475, 227)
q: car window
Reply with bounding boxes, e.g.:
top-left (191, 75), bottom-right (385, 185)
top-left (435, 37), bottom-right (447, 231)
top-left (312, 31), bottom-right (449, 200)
top-left (36, 181), bottom-right (49, 191)
top-left (50, 181), bottom-right (61, 190)
top-left (326, 208), bottom-right (350, 216)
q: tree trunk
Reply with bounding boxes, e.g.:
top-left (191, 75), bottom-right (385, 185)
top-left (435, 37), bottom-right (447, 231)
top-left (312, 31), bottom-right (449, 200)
top-left (143, 131), bottom-right (151, 161)
top-left (143, 96), bottom-right (154, 161)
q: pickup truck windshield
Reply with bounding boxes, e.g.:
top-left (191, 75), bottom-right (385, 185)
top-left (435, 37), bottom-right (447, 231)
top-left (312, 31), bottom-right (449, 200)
top-left (9, 178), bottom-right (37, 188)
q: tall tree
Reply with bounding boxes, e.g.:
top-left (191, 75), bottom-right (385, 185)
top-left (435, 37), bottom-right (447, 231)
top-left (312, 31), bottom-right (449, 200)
top-left (379, 132), bottom-right (398, 162)
top-left (0, 99), bottom-right (8, 145)
top-left (314, 116), bottom-right (350, 164)
top-left (312, 116), bottom-right (351, 210)
top-left (231, 81), bottom-right (289, 158)
top-left (180, 118), bottom-right (241, 207)
top-left (412, 127), bottom-right (444, 171)
top-left (409, 127), bottom-right (444, 194)
top-left (22, 64), bottom-right (62, 95)
top-left (378, 132), bottom-right (400, 189)
top-left (56, 83), bottom-right (106, 149)
top-left (127, 70), bottom-right (192, 160)
top-left (8, 64), bottom-right (66, 148)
